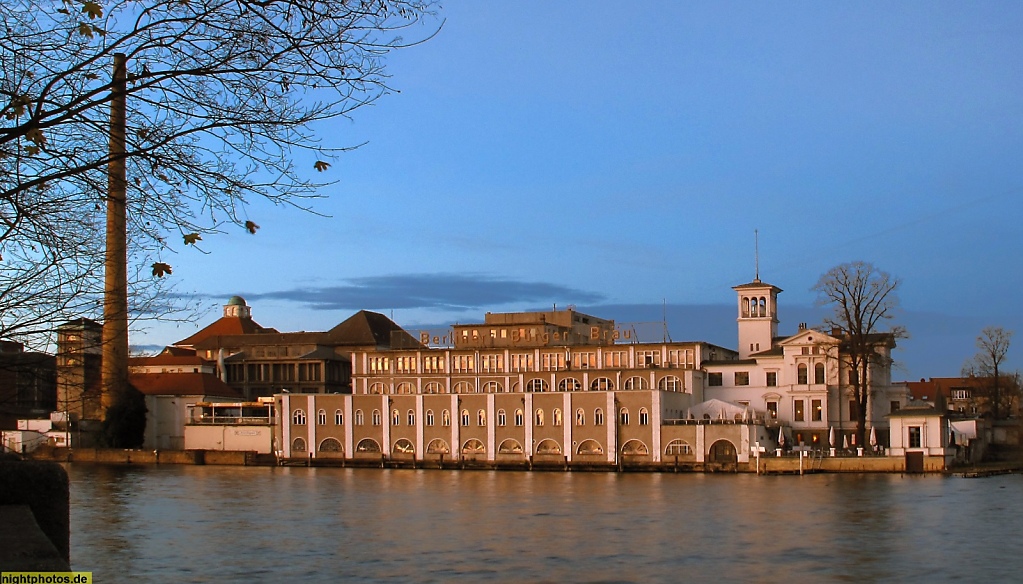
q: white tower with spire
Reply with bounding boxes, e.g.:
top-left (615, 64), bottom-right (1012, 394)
top-left (733, 231), bottom-right (781, 359)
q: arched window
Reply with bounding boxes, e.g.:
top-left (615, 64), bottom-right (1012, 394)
top-left (372, 409), bottom-right (381, 426)
top-left (498, 409), bottom-right (507, 427)
top-left (759, 297), bottom-right (767, 317)
top-left (292, 437), bottom-right (306, 452)
top-left (392, 409), bottom-right (400, 426)
top-left (594, 408), bottom-right (605, 425)
top-left (552, 408), bottom-right (563, 427)
top-left (395, 382), bottom-right (414, 395)
top-left (558, 378), bottom-right (582, 392)
top-left (407, 410), bottom-right (416, 426)
top-left (514, 409), bottom-right (524, 426)
top-left (639, 408), bottom-right (650, 425)
top-left (577, 440), bottom-right (604, 455)
top-left (622, 440), bottom-right (649, 456)
top-left (442, 409), bottom-right (451, 426)
top-left (393, 439), bottom-right (414, 454)
top-left (369, 382), bottom-right (385, 394)
top-left (526, 378), bottom-right (549, 392)
top-left (317, 409), bottom-right (326, 425)
top-left (462, 439), bottom-right (485, 454)
top-left (742, 296), bottom-right (750, 317)
top-left (619, 408), bottom-right (630, 425)
top-left (815, 363), bottom-right (826, 384)
top-left (658, 375), bottom-right (682, 392)
top-left (426, 409), bottom-right (435, 426)
top-left (535, 409), bottom-right (545, 426)
top-left (319, 438), bottom-right (343, 453)
top-left (355, 409), bottom-right (364, 425)
top-left (535, 439), bottom-right (562, 455)
top-left (498, 439), bottom-right (523, 454)
top-left (575, 408), bottom-right (585, 426)
top-left (334, 409), bottom-right (343, 425)
top-left (453, 381), bottom-right (473, 394)
top-left (624, 376), bottom-right (648, 390)
top-left (427, 439), bottom-right (449, 454)
top-left (797, 364), bottom-right (808, 384)
top-left (424, 381), bottom-right (443, 394)
top-left (477, 409), bottom-right (487, 426)
top-left (590, 377), bottom-right (614, 391)
top-left (665, 439), bottom-right (693, 456)
top-left (356, 438), bottom-right (380, 453)
top-left (483, 381), bottom-right (503, 393)
top-left (292, 409), bottom-right (306, 425)
top-left (460, 409), bottom-right (470, 426)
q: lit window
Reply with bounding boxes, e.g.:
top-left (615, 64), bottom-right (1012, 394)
top-left (477, 409), bottom-right (486, 427)
top-left (461, 409), bottom-right (470, 426)
top-left (442, 409), bottom-right (451, 426)
top-left (392, 410), bottom-right (401, 425)
top-left (575, 408), bottom-right (585, 426)
top-left (553, 408), bottom-right (562, 427)
top-left (794, 400), bottom-right (805, 422)
top-left (535, 409), bottom-right (544, 426)
top-left (498, 409), bottom-right (507, 427)
top-left (514, 409), bottom-right (524, 426)
top-left (812, 399), bottom-right (822, 422)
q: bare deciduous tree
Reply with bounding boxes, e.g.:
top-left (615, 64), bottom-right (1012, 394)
top-left (814, 261), bottom-right (905, 448)
top-left (962, 326), bottom-right (1014, 419)
top-left (1, 0), bottom-right (437, 348)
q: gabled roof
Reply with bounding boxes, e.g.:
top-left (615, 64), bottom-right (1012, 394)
top-left (175, 316), bottom-right (277, 347)
top-left (129, 372), bottom-right (242, 399)
top-left (326, 310), bottom-right (422, 348)
top-left (777, 328), bottom-right (840, 347)
top-left (129, 354), bottom-right (210, 367)
top-left (160, 346), bottom-right (197, 357)
top-left (192, 331), bottom-right (327, 351)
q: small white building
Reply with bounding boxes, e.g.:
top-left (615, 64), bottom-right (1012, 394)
top-left (131, 371), bottom-right (243, 450)
top-left (887, 401), bottom-right (955, 470)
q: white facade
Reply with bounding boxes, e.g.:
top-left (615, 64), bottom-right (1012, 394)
top-left (702, 279), bottom-right (907, 448)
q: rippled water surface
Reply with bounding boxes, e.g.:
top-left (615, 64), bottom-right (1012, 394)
top-left (67, 465), bottom-right (1023, 582)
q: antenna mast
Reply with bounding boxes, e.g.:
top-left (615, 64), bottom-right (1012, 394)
top-left (754, 229), bottom-right (760, 281)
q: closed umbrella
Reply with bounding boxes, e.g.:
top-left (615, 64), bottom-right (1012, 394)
top-left (869, 426), bottom-right (877, 448)
top-left (778, 427), bottom-right (786, 447)
top-left (843, 434), bottom-right (849, 449)
top-left (829, 427), bottom-right (835, 448)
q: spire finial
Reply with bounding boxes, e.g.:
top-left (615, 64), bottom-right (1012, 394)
top-left (754, 229), bottom-right (760, 282)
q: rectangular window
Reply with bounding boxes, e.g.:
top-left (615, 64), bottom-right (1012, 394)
top-left (637, 350), bottom-right (661, 368)
top-left (422, 355), bottom-right (445, 373)
top-left (395, 356), bottom-right (417, 373)
top-left (734, 372), bottom-right (749, 386)
top-left (540, 352), bottom-right (565, 371)
top-left (908, 426), bottom-right (922, 448)
top-left (603, 351), bottom-right (625, 368)
top-left (890, 401), bottom-right (900, 413)
top-left (452, 354), bottom-right (475, 373)
top-left (849, 399), bottom-right (858, 420)
top-left (811, 399), bottom-right (822, 421)
top-left (572, 352), bottom-right (596, 369)
top-left (767, 401), bottom-right (778, 419)
top-left (766, 371), bottom-right (777, 387)
top-left (510, 353), bottom-right (534, 372)
top-left (480, 354), bottom-right (504, 372)
top-left (794, 400), bottom-right (805, 422)
top-left (707, 372), bottom-right (723, 387)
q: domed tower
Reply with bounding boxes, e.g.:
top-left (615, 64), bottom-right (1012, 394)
top-left (223, 295), bottom-right (251, 318)
top-left (733, 279), bottom-right (782, 359)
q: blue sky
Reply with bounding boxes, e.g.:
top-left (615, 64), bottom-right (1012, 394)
top-left (142, 1), bottom-right (1023, 380)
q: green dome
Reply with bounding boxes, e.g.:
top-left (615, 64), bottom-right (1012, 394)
top-left (227, 295), bottom-right (247, 306)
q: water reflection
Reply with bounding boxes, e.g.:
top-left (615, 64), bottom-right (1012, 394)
top-left (66, 466), bottom-right (1023, 583)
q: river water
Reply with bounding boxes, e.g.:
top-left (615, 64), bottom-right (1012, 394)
top-left (66, 464), bottom-right (1022, 583)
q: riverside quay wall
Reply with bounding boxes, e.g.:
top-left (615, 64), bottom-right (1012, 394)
top-left (27, 447), bottom-right (956, 473)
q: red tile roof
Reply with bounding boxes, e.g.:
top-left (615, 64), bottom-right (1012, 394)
top-left (174, 316), bottom-right (276, 347)
top-left (129, 372), bottom-right (242, 399)
top-left (130, 354), bottom-right (210, 367)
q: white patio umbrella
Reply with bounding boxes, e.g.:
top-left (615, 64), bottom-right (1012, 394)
top-left (843, 434), bottom-right (849, 449)
top-left (777, 427), bottom-right (786, 447)
top-left (742, 407), bottom-right (749, 423)
top-left (869, 426), bottom-right (877, 448)
top-left (829, 426), bottom-right (835, 447)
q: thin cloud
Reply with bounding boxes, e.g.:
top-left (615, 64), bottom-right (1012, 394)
top-left (235, 273), bottom-right (605, 311)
